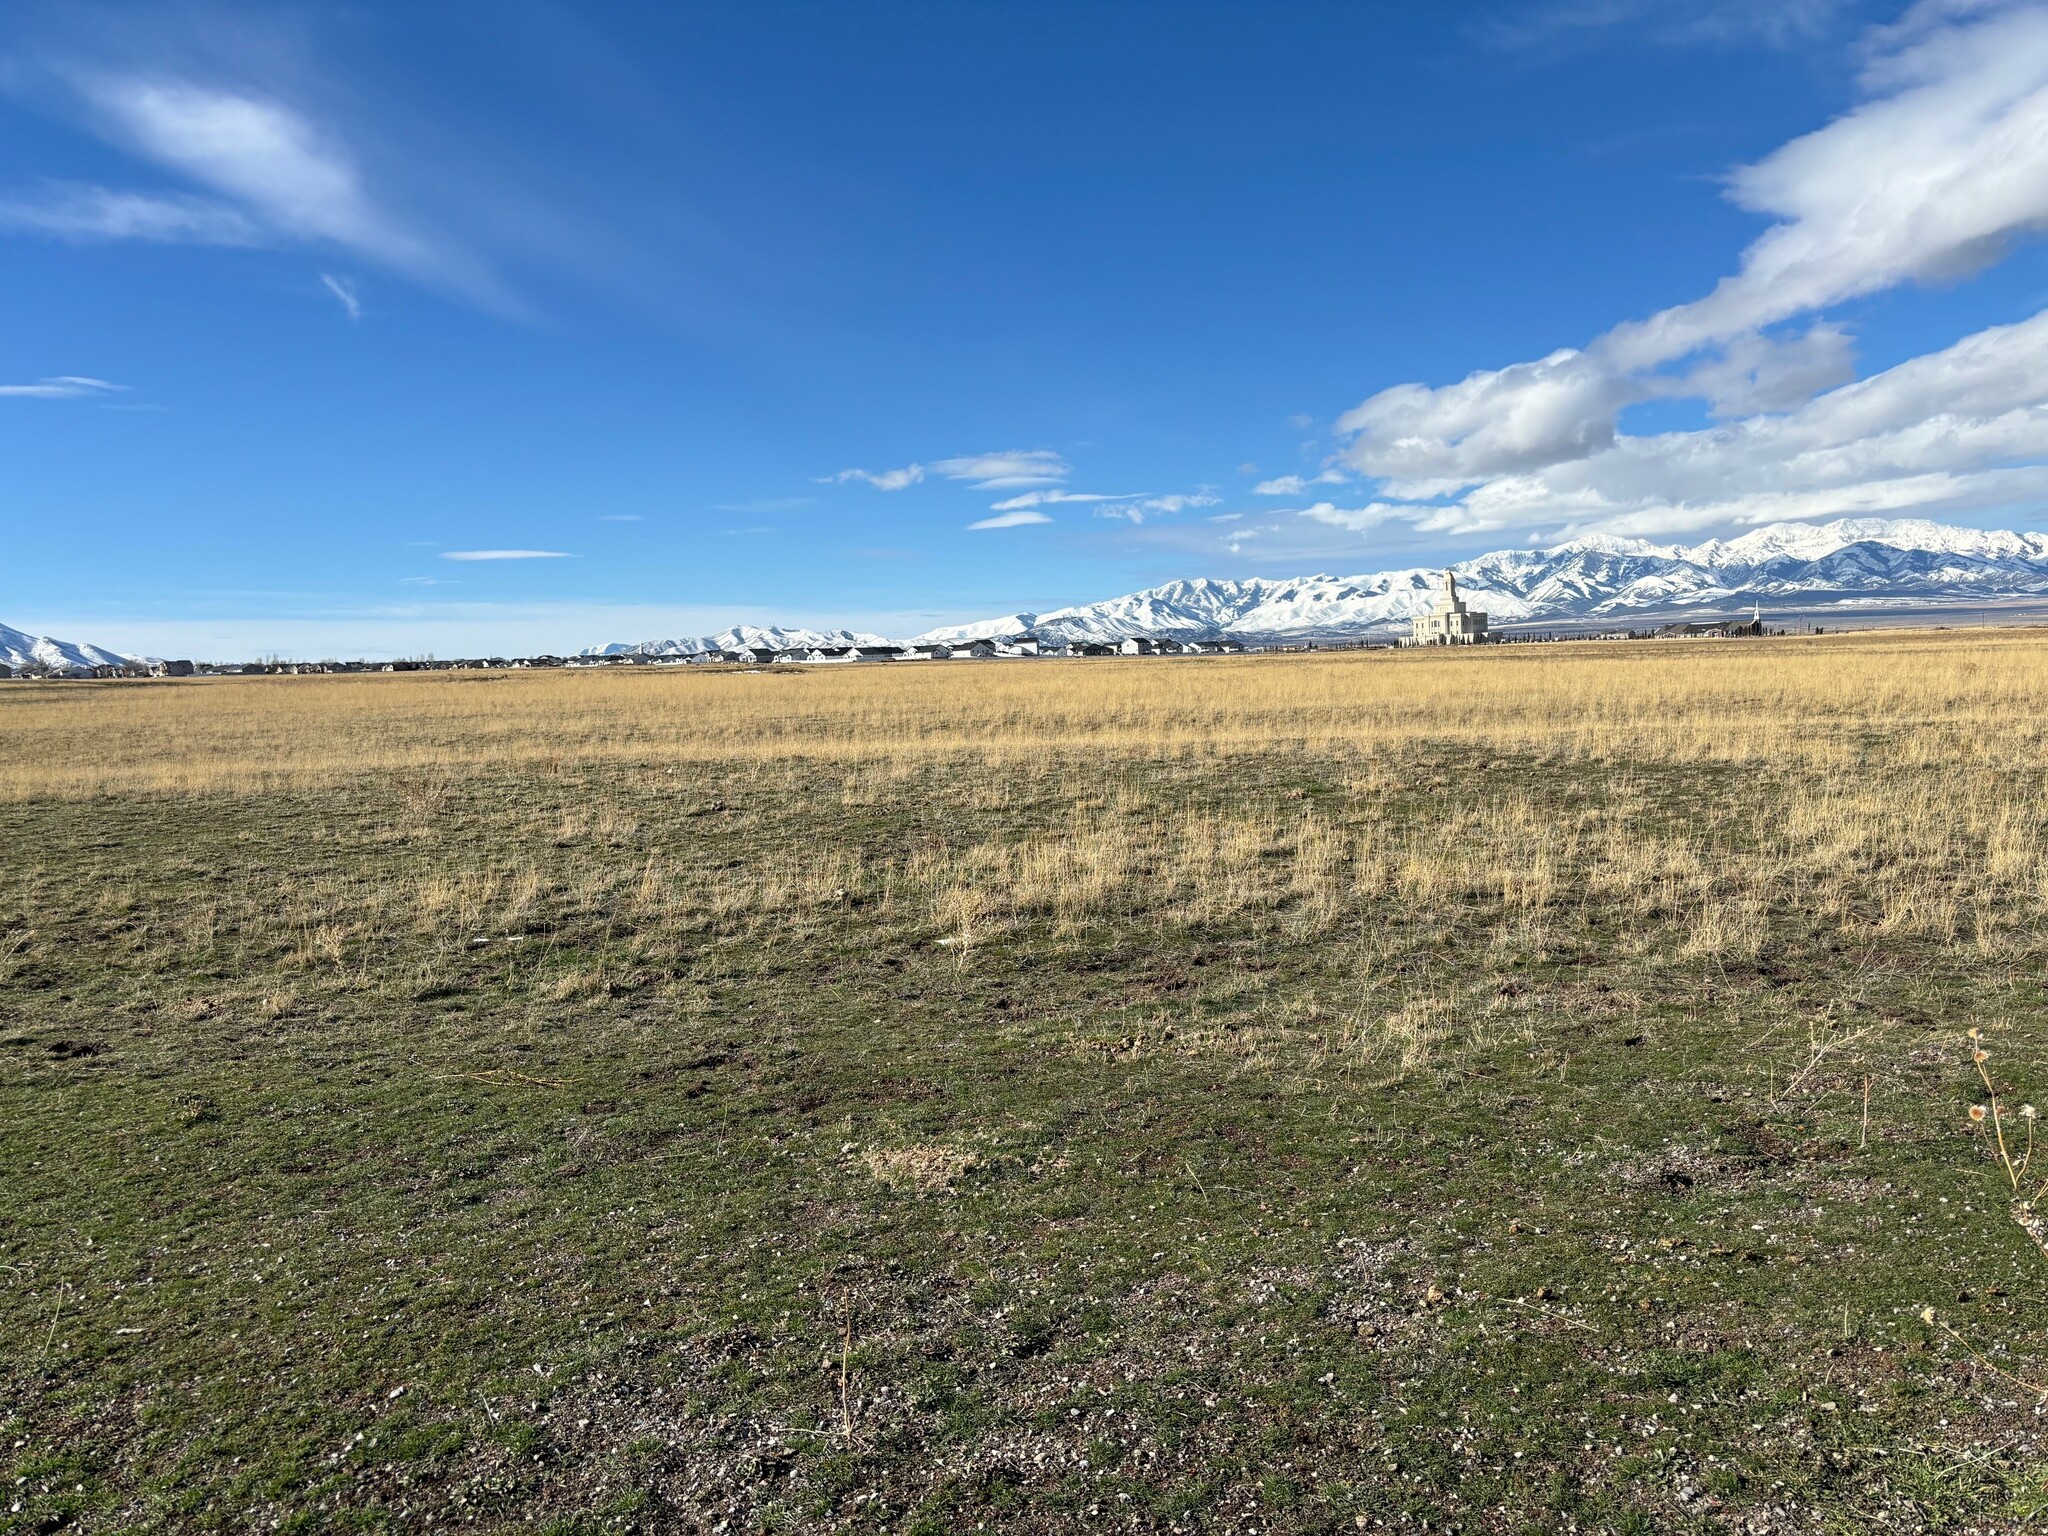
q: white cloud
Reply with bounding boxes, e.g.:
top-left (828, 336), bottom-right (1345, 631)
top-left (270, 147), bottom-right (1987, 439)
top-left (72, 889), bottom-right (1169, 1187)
top-left (988, 489), bottom-right (1122, 510)
top-left (1679, 322), bottom-right (1856, 417)
top-left (82, 77), bottom-right (436, 274)
top-left (0, 375), bottom-right (124, 399)
top-left (0, 71), bottom-right (511, 307)
top-left (1602, 3), bottom-right (2048, 367)
top-left (1295, 502), bottom-right (1403, 532)
top-left (440, 549), bottom-right (572, 561)
top-left (931, 449), bottom-right (1070, 488)
top-left (320, 272), bottom-right (361, 320)
top-left (967, 509), bottom-right (1053, 530)
top-left (825, 464), bottom-right (926, 490)
top-left (1320, 1), bottom-right (2048, 544)
top-left (1095, 491), bottom-right (1227, 524)
top-left (1379, 306), bottom-right (2048, 540)
top-left (1338, 347), bottom-right (1638, 485)
top-left (829, 449), bottom-right (1071, 493)
top-left (1253, 471), bottom-right (1347, 495)
top-left (1137, 492), bottom-right (1221, 514)
top-left (0, 182), bottom-right (264, 244)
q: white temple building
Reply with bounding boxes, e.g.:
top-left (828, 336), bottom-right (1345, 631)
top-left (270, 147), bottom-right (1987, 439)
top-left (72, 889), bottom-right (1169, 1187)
top-left (1407, 571), bottom-right (1489, 646)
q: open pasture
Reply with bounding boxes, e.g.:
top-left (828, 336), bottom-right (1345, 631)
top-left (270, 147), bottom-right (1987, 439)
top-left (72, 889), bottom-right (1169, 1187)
top-left (5, 632), bottom-right (2048, 1533)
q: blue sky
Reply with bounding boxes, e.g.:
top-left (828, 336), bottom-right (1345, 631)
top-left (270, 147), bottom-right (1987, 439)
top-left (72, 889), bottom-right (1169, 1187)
top-left (10, 0), bottom-right (2048, 657)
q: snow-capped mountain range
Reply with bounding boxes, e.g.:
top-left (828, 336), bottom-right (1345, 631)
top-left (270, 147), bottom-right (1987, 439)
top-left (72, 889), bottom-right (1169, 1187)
top-left (590, 517), bottom-right (2048, 652)
top-left (585, 624), bottom-right (891, 657)
top-left (0, 620), bottom-right (138, 672)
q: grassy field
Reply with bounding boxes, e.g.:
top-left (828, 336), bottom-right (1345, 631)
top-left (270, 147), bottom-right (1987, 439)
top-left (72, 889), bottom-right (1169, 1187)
top-left (5, 632), bottom-right (2048, 1534)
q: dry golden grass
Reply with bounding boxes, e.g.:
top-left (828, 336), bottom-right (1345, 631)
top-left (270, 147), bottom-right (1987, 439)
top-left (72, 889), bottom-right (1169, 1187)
top-left (9, 626), bottom-right (2048, 800)
top-left (13, 628), bottom-right (2048, 999)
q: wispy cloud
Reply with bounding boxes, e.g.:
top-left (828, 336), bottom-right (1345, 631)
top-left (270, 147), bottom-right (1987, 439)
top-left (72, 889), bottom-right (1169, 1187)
top-left (82, 77), bottom-right (438, 271)
top-left (1135, 492), bottom-right (1220, 515)
top-left (988, 489), bottom-right (1123, 510)
top-left (440, 549), bottom-right (571, 561)
top-left (714, 497), bottom-right (812, 513)
top-left (320, 272), bottom-right (361, 320)
top-left (967, 509), bottom-right (1053, 530)
top-left (0, 374), bottom-right (125, 399)
top-left (598, 514), bottom-right (643, 522)
top-left (823, 464), bottom-right (925, 490)
top-left (0, 63), bottom-right (515, 311)
top-left (1093, 492), bottom-right (1223, 524)
top-left (931, 450), bottom-right (1070, 489)
top-left (827, 449), bottom-right (1071, 492)
top-left (0, 181), bottom-right (264, 244)
top-left (993, 488), bottom-right (1219, 521)
top-left (1253, 471), bottom-right (1347, 496)
top-left (1295, 502), bottom-right (1403, 532)
top-left (1483, 0), bottom-right (1859, 53)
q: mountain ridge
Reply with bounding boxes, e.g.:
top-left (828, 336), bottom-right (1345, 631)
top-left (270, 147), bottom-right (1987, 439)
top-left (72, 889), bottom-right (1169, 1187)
top-left (0, 621), bottom-right (139, 672)
top-left (591, 517), bottom-right (2048, 653)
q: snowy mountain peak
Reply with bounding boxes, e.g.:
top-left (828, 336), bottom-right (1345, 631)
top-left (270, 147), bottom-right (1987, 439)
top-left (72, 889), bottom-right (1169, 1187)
top-left (584, 624), bottom-right (889, 658)
top-left (589, 517), bottom-right (2048, 654)
top-left (0, 621), bottom-right (138, 672)
top-left (1677, 517), bottom-right (2048, 568)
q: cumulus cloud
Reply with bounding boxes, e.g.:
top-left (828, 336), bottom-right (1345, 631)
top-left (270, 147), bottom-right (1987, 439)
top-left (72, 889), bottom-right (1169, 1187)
top-left (1338, 347), bottom-right (1639, 486)
top-left (967, 509), bottom-right (1053, 530)
top-left (440, 549), bottom-right (571, 561)
top-left (1323, 1), bottom-right (2048, 542)
top-left (1369, 305), bottom-right (2048, 541)
top-left (0, 375), bottom-right (124, 398)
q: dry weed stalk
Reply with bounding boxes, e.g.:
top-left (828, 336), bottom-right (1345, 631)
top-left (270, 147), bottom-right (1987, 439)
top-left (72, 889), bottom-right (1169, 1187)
top-left (1920, 1027), bottom-right (2048, 1401)
top-left (1963, 1028), bottom-right (2048, 1260)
